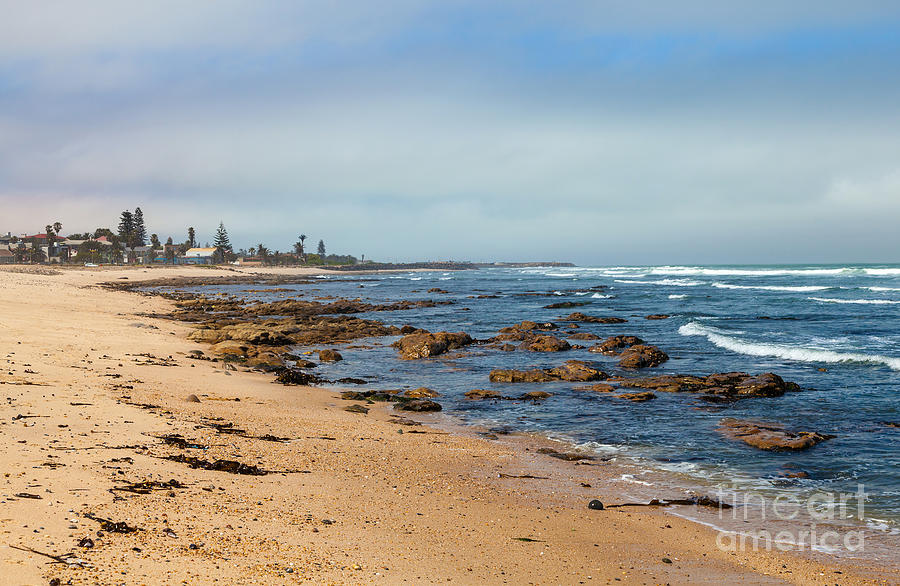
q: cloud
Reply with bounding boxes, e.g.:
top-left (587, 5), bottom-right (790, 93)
top-left (1, 1), bottom-right (899, 262)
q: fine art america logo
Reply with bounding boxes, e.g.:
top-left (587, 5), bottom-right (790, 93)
top-left (713, 484), bottom-right (868, 553)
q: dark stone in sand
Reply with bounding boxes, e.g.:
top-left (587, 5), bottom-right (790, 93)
top-left (588, 499), bottom-right (604, 510)
top-left (185, 394), bottom-right (201, 403)
top-left (537, 447), bottom-right (595, 461)
top-left (344, 404), bottom-right (369, 414)
top-left (275, 368), bottom-right (324, 386)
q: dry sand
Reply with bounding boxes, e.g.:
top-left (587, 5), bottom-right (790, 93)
top-left (0, 265), bottom-right (897, 585)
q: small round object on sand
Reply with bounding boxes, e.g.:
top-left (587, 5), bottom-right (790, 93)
top-left (186, 394), bottom-right (201, 403)
top-left (588, 499), bottom-right (604, 510)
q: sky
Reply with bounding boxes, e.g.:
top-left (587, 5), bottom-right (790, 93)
top-left (1, 1), bottom-right (899, 264)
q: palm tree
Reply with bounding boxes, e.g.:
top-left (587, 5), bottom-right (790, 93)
top-left (248, 247), bottom-right (256, 257)
top-left (257, 244), bottom-right (270, 264)
top-left (297, 234), bottom-right (307, 263)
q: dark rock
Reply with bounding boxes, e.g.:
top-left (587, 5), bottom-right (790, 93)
top-left (610, 371), bottom-right (799, 402)
top-left (590, 335), bottom-right (644, 355)
top-left (543, 301), bottom-right (590, 309)
top-left (344, 404), bottom-right (369, 414)
top-left (568, 332), bottom-right (600, 340)
top-left (520, 391), bottom-right (553, 400)
top-left (616, 391), bottom-right (656, 402)
top-left (465, 389), bottom-right (503, 400)
top-left (717, 418), bottom-right (835, 451)
top-left (489, 369), bottom-right (557, 383)
top-left (318, 349), bottom-right (343, 362)
top-left (403, 387), bottom-right (440, 398)
top-left (564, 312), bottom-right (627, 324)
top-left (392, 331), bottom-right (473, 359)
top-left (537, 447), bottom-right (595, 461)
top-left (519, 334), bottom-right (571, 352)
top-left (547, 360), bottom-right (608, 382)
top-left (275, 368), bottom-right (324, 386)
top-left (646, 314), bottom-right (671, 320)
top-left (588, 499), bottom-right (604, 510)
top-left (618, 345), bottom-right (669, 368)
top-left (394, 399), bottom-right (442, 412)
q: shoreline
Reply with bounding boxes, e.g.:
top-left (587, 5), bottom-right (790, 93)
top-left (1, 265), bottom-right (897, 584)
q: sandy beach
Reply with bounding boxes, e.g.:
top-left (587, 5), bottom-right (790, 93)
top-left (1, 265), bottom-right (897, 585)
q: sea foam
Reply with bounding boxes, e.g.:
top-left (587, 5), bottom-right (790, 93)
top-left (679, 321), bottom-right (900, 371)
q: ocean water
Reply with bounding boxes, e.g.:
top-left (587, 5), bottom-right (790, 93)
top-left (181, 264), bottom-right (900, 548)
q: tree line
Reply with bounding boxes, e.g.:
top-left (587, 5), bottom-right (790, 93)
top-left (6, 209), bottom-right (357, 266)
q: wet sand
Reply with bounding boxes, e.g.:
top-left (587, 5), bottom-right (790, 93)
top-left (1, 265), bottom-right (896, 585)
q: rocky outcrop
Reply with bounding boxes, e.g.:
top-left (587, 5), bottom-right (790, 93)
top-left (589, 335), bottom-right (644, 355)
top-left (616, 391), bottom-right (656, 402)
top-left (611, 372), bottom-right (800, 402)
top-left (646, 314), bottom-right (671, 320)
top-left (519, 334), bottom-right (571, 352)
top-left (568, 332), bottom-right (600, 340)
top-left (465, 389), bottom-right (502, 400)
top-left (318, 349), bottom-right (343, 362)
top-left (547, 360), bottom-right (608, 382)
top-left (618, 345), bottom-right (669, 368)
top-left (489, 369), bottom-right (557, 383)
top-left (563, 312), bottom-right (627, 324)
top-left (403, 387), bottom-right (440, 398)
top-left (521, 391), bottom-right (552, 400)
top-left (490, 360), bottom-right (607, 383)
top-left (392, 331), bottom-right (473, 359)
top-left (543, 301), bottom-right (590, 309)
top-left (394, 399), bottom-right (442, 412)
top-left (718, 419), bottom-right (835, 451)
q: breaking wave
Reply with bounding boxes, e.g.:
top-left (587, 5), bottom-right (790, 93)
top-left (679, 322), bottom-right (900, 371)
top-left (649, 266), bottom-right (850, 277)
top-left (809, 297), bottom-right (900, 305)
top-left (614, 279), bottom-right (704, 287)
top-left (668, 294), bottom-right (687, 299)
top-left (712, 282), bottom-right (831, 292)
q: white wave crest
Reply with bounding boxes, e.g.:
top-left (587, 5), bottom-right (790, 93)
top-left (668, 294), bottom-right (687, 299)
top-left (712, 282), bottom-right (830, 292)
top-left (614, 278), bottom-right (704, 287)
top-left (649, 266), bottom-right (851, 277)
top-left (679, 322), bottom-right (900, 371)
top-left (865, 268), bottom-right (900, 276)
top-left (809, 297), bottom-right (900, 305)
top-left (591, 293), bottom-right (613, 298)
top-left (866, 286), bottom-right (900, 292)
